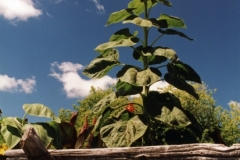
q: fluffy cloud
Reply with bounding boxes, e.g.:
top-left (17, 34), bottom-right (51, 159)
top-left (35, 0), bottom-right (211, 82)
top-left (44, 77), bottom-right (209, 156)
top-left (0, 75), bottom-right (36, 93)
top-left (90, 0), bottom-right (105, 14)
top-left (0, 0), bottom-right (42, 21)
top-left (228, 100), bottom-right (240, 108)
top-left (49, 62), bottom-right (116, 98)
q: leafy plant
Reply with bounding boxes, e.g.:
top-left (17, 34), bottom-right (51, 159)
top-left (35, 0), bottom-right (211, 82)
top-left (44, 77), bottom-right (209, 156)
top-left (82, 0), bottom-right (205, 147)
top-left (0, 104), bottom-right (78, 149)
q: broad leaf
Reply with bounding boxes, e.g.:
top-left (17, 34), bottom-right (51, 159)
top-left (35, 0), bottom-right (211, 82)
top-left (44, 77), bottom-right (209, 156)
top-left (22, 124), bottom-right (53, 147)
top-left (106, 8), bottom-right (134, 26)
top-left (23, 104), bottom-right (60, 123)
top-left (157, 13), bottom-right (186, 28)
top-left (109, 28), bottom-right (138, 42)
top-left (153, 46), bottom-right (178, 61)
top-left (116, 80), bottom-right (143, 97)
top-left (164, 73), bottom-right (199, 99)
top-left (83, 49), bottom-right (121, 78)
top-left (132, 45), bottom-right (178, 64)
top-left (117, 66), bottom-right (161, 86)
top-left (91, 92), bottom-right (117, 114)
top-left (159, 106), bottom-right (191, 126)
top-left (95, 37), bottom-right (139, 51)
top-left (167, 61), bottom-right (201, 83)
top-left (1, 117), bottom-right (22, 149)
top-left (158, 29), bottom-right (194, 40)
top-left (123, 15), bottom-right (157, 27)
top-left (128, 0), bottom-right (157, 15)
top-left (34, 121), bottom-right (63, 149)
top-left (100, 115), bottom-right (148, 147)
top-left (156, 0), bottom-right (172, 7)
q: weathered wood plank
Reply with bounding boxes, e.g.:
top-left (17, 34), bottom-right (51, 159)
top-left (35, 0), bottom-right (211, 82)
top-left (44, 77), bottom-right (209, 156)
top-left (4, 144), bottom-right (240, 160)
top-left (20, 127), bottom-right (55, 160)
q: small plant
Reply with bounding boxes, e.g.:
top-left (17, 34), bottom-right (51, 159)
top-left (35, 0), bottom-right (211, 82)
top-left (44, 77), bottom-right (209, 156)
top-left (82, 0), bottom-right (203, 147)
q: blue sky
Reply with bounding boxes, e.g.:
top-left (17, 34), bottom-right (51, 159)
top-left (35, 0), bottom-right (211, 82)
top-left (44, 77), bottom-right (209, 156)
top-left (0, 0), bottom-right (239, 121)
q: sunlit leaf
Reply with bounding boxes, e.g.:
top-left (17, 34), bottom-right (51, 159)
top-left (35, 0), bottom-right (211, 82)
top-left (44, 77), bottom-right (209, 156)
top-left (153, 46), bottom-right (178, 61)
top-left (128, 0), bottom-right (156, 15)
top-left (106, 8), bottom-right (134, 26)
top-left (159, 106), bottom-right (191, 126)
top-left (100, 115), bottom-right (148, 147)
top-left (117, 66), bottom-right (161, 86)
top-left (109, 28), bottom-right (138, 42)
top-left (83, 49), bottom-right (121, 78)
top-left (123, 15), bottom-right (157, 27)
top-left (157, 13), bottom-right (186, 28)
top-left (22, 124), bottom-right (53, 147)
top-left (158, 29), bottom-right (194, 40)
top-left (22, 104), bottom-right (61, 123)
top-left (1, 117), bottom-right (22, 149)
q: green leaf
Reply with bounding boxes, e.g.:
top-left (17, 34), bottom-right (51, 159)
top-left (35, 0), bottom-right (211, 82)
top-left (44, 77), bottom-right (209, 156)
top-left (35, 121), bottom-right (63, 149)
top-left (167, 61), bottom-right (201, 83)
top-left (22, 104), bottom-right (61, 123)
top-left (158, 29), bottom-right (194, 40)
top-left (22, 124), bottom-right (53, 147)
top-left (100, 115), bottom-right (148, 147)
top-left (91, 92), bottom-right (117, 114)
top-left (157, 13), bottom-right (186, 28)
top-left (153, 46), bottom-right (178, 61)
top-left (109, 28), bottom-right (138, 42)
top-left (159, 106), bottom-right (191, 126)
top-left (106, 8), bottom-right (134, 26)
top-left (164, 73), bottom-right (199, 99)
top-left (1, 117), bottom-right (22, 149)
top-left (123, 15), bottom-right (157, 27)
top-left (128, 0), bottom-right (156, 15)
top-left (95, 34), bottom-right (139, 51)
top-left (116, 80), bottom-right (143, 97)
top-left (117, 66), bottom-right (161, 86)
top-left (83, 49), bottom-right (121, 79)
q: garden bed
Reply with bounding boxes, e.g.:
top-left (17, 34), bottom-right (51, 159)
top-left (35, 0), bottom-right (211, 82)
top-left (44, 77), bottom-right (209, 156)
top-left (3, 143), bottom-right (240, 160)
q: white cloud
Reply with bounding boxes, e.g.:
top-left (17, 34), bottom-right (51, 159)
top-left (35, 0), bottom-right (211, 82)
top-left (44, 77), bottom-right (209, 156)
top-left (0, 75), bottom-right (36, 93)
top-left (90, 0), bottom-right (105, 14)
top-left (0, 0), bottom-right (42, 21)
top-left (149, 81), bottom-right (169, 91)
top-left (49, 62), bottom-right (116, 98)
top-left (228, 100), bottom-right (240, 108)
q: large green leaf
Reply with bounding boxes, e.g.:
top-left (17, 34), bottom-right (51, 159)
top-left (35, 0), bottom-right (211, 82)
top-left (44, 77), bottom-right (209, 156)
top-left (158, 106), bottom-right (191, 126)
top-left (116, 80), bottom-right (143, 97)
top-left (22, 104), bottom-right (60, 123)
top-left (132, 45), bottom-right (177, 64)
top-left (100, 115), bottom-right (148, 147)
top-left (106, 8), bottom-right (134, 26)
top-left (83, 49), bottom-right (121, 79)
top-left (91, 92), bottom-right (117, 114)
top-left (35, 121), bottom-right (63, 149)
top-left (117, 66), bottom-right (161, 86)
top-left (95, 36), bottom-right (139, 51)
top-left (157, 13), bottom-right (186, 28)
top-left (167, 61), bottom-right (201, 83)
top-left (164, 73), bottom-right (199, 99)
top-left (158, 29), bottom-right (194, 40)
top-left (128, 0), bottom-right (157, 15)
top-left (1, 117), bottom-right (22, 149)
top-left (109, 28), bottom-right (138, 42)
top-left (22, 124), bottom-right (53, 147)
top-left (123, 15), bottom-right (157, 27)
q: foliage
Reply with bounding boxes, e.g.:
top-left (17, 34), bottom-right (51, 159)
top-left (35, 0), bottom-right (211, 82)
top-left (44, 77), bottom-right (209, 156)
top-left (0, 104), bottom-right (78, 150)
top-left (81, 0), bottom-right (206, 147)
